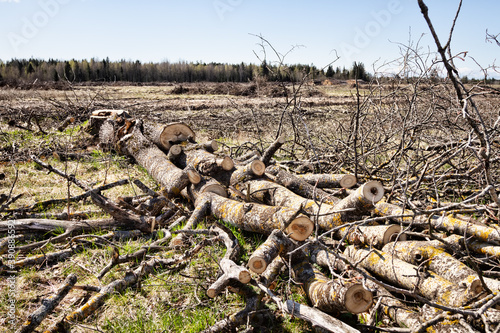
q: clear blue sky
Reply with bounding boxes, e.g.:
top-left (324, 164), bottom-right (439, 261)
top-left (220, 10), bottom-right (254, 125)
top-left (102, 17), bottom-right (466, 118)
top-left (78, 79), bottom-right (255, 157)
top-left (1, 0), bottom-right (499, 78)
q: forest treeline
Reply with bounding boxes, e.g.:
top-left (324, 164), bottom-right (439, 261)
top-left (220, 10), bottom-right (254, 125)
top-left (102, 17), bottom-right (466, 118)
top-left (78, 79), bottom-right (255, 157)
top-left (0, 58), bottom-right (370, 84)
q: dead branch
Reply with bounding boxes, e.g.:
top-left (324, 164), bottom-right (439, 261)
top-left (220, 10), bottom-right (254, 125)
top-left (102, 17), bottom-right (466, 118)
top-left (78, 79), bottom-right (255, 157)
top-left (16, 274), bottom-right (77, 333)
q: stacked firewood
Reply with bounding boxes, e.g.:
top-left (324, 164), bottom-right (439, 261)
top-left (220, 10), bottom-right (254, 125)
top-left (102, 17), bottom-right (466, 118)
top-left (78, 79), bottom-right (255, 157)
top-left (3, 109), bottom-right (500, 333)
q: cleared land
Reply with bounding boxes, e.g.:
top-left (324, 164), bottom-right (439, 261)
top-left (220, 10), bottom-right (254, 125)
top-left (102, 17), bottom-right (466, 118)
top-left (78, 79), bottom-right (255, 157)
top-left (1, 80), bottom-right (500, 333)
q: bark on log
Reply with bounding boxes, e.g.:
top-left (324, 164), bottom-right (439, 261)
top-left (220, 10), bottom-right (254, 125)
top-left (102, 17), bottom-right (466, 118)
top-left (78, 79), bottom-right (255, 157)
top-left (307, 245), bottom-right (421, 331)
top-left (170, 195), bottom-right (212, 247)
top-left (293, 258), bottom-right (373, 314)
top-left (142, 122), bottom-right (196, 151)
top-left (175, 149), bottom-right (234, 176)
top-left (239, 179), bottom-right (383, 231)
top-left (336, 224), bottom-right (406, 248)
top-left (248, 229), bottom-right (295, 274)
top-left (85, 110), bottom-right (129, 136)
top-left (16, 274), bottom-right (77, 333)
top-left (296, 173), bottom-right (358, 189)
top-left (206, 258), bottom-right (251, 298)
top-left (382, 240), bottom-right (483, 296)
top-left (344, 246), bottom-right (470, 307)
top-left (0, 218), bottom-right (147, 235)
top-left (419, 304), bottom-right (481, 333)
top-left (256, 281), bottom-right (362, 333)
top-left (259, 256), bottom-right (286, 287)
top-left (185, 176), bottom-right (227, 202)
top-left (443, 234), bottom-right (500, 259)
top-left (205, 192), bottom-right (314, 241)
top-left (266, 165), bottom-right (340, 205)
top-left (182, 140), bottom-right (219, 153)
top-left (375, 202), bottom-right (500, 245)
top-left (115, 121), bottom-right (193, 197)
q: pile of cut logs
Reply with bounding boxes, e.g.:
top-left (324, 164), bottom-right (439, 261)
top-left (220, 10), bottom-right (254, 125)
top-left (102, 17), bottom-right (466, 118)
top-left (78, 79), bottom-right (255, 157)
top-left (88, 110), bottom-right (500, 332)
top-left (5, 109), bottom-right (500, 333)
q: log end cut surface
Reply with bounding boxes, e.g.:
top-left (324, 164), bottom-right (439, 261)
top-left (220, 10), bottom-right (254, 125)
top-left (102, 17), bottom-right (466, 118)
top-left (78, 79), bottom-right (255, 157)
top-left (361, 181), bottom-right (384, 203)
top-left (160, 123), bottom-right (196, 149)
top-left (251, 160), bottom-right (266, 176)
top-left (340, 174), bottom-right (357, 189)
top-left (345, 284), bottom-right (373, 314)
top-left (248, 257), bottom-right (267, 274)
top-left (286, 215), bottom-right (314, 241)
top-left (221, 156), bottom-right (235, 171)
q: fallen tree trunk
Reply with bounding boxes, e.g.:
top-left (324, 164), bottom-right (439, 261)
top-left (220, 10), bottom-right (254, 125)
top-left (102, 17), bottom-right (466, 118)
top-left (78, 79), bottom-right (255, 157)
top-left (265, 165), bottom-right (340, 205)
top-left (382, 240), bottom-right (484, 297)
top-left (375, 202), bottom-right (500, 245)
top-left (205, 192), bottom-right (314, 241)
top-left (344, 246), bottom-right (471, 307)
top-left (297, 262), bottom-right (373, 315)
top-left (175, 149), bottom-right (234, 176)
top-left (239, 179), bottom-right (384, 231)
top-left (115, 120), bottom-right (195, 197)
top-left (336, 224), bottom-right (406, 248)
top-left (296, 173), bottom-right (357, 189)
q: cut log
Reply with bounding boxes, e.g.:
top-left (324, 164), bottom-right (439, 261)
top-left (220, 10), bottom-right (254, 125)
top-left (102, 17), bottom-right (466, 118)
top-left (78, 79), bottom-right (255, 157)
top-left (293, 258), bottom-right (373, 314)
top-left (251, 230), bottom-right (373, 314)
top-left (375, 202), bottom-right (500, 245)
top-left (115, 121), bottom-right (193, 197)
top-left (184, 176), bottom-right (227, 203)
top-left (443, 234), bottom-right (500, 258)
top-left (182, 140), bottom-right (219, 153)
top-left (297, 173), bottom-right (358, 189)
top-left (266, 165), bottom-right (340, 205)
top-left (204, 192), bottom-right (314, 241)
top-left (307, 246), bottom-right (421, 330)
top-left (175, 149), bottom-right (234, 176)
top-left (230, 160), bottom-right (265, 184)
top-left (142, 122), bottom-right (196, 151)
top-left (240, 179), bottom-right (385, 232)
top-left (212, 160), bottom-right (266, 188)
top-left (207, 258), bottom-right (251, 298)
top-left (248, 229), bottom-right (295, 274)
top-left (256, 282), bottom-right (362, 333)
top-left (336, 224), bottom-right (406, 248)
top-left (166, 144), bottom-right (183, 162)
top-left (382, 240), bottom-right (483, 296)
top-left (344, 246), bottom-right (470, 307)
